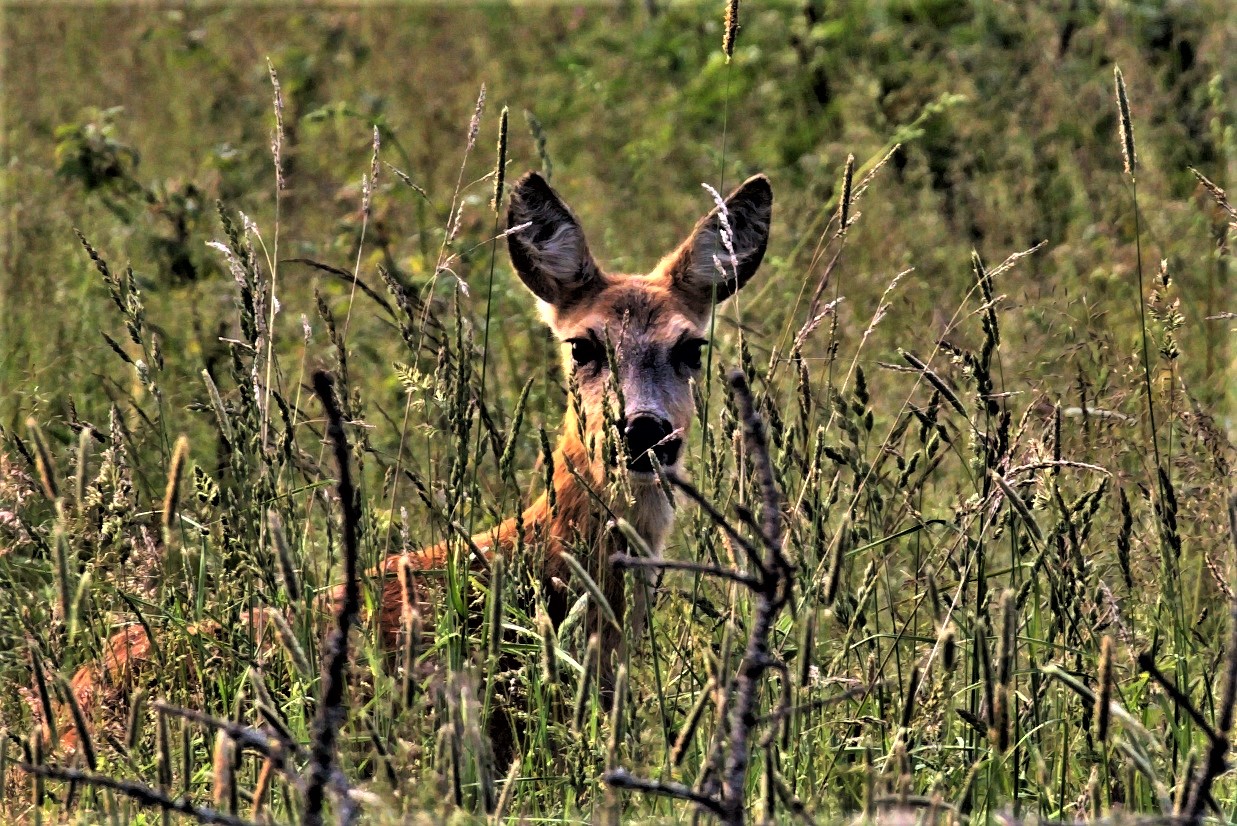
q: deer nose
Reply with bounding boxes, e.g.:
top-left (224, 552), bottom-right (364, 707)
top-left (624, 415), bottom-right (681, 473)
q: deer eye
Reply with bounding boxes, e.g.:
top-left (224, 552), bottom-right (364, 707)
top-left (671, 338), bottom-right (707, 371)
top-left (568, 337), bottom-right (602, 369)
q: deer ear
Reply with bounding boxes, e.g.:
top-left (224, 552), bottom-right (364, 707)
top-left (507, 172), bottom-right (602, 307)
top-left (667, 174), bottom-right (772, 307)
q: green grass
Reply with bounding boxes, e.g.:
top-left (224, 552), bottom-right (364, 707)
top-left (1, 3), bottom-right (1234, 823)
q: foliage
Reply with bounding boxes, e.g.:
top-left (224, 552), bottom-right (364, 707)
top-left (0, 3), bottom-right (1234, 824)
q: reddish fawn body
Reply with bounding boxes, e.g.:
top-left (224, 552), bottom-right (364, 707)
top-left (63, 171), bottom-right (773, 757)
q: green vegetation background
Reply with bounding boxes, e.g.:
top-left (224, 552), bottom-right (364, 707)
top-left (4, 3), bottom-right (1232, 423)
top-left (1, 2), bottom-right (1234, 823)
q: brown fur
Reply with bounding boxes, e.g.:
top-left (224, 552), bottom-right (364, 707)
top-left (59, 171), bottom-right (772, 758)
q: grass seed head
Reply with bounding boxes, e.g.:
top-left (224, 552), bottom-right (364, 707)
top-left (899, 664), bottom-right (921, 732)
top-left (253, 758), bottom-right (275, 818)
top-left (797, 613), bottom-right (815, 687)
top-left (1095, 635), bottom-right (1114, 744)
top-left (1114, 66), bottom-right (1137, 178)
top-left (402, 608), bottom-right (422, 710)
top-left (607, 663), bottom-right (629, 770)
top-left (126, 688), bottom-right (147, 755)
top-left (573, 633), bottom-right (600, 734)
top-left (161, 434), bottom-right (189, 537)
top-left (722, 0), bottom-right (740, 61)
top-left (523, 108), bottom-right (553, 181)
top-left (364, 124), bottom-right (380, 218)
top-left (824, 515), bottom-right (850, 607)
top-left (53, 521), bottom-right (71, 625)
top-left (181, 723), bottom-right (193, 797)
top-left (1174, 752), bottom-right (1197, 815)
top-left (26, 419), bottom-right (58, 501)
top-left (210, 730), bottom-right (234, 810)
top-left (1088, 765), bottom-right (1103, 819)
top-left (539, 610), bottom-right (558, 687)
top-left (267, 58), bottom-right (285, 191)
top-left (976, 618), bottom-right (995, 732)
top-left (493, 757), bottom-right (522, 822)
top-left (488, 554), bottom-right (505, 659)
top-left (58, 674), bottom-right (97, 770)
top-left (28, 645), bottom-right (57, 746)
top-left (1116, 487), bottom-right (1134, 588)
top-left (997, 589), bottom-right (1016, 687)
top-left (993, 683), bottom-right (1011, 752)
top-left (940, 623), bottom-right (958, 672)
top-left (540, 427), bottom-right (556, 514)
top-left (30, 726), bottom-right (44, 823)
top-left (492, 106), bottom-right (509, 214)
top-left (200, 369), bottom-right (234, 447)
top-left (500, 377), bottom-right (534, 480)
top-left (838, 153), bottom-right (854, 231)
top-left (467, 83), bottom-right (486, 153)
top-left (670, 676), bottom-right (715, 767)
top-left (270, 608), bottom-right (311, 678)
top-left (156, 705), bottom-right (172, 791)
top-left (268, 510), bottom-right (300, 603)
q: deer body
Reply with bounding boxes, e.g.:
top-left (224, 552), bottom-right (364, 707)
top-left (375, 405), bottom-right (675, 678)
top-left (63, 171), bottom-right (773, 757)
top-left (375, 171), bottom-right (773, 689)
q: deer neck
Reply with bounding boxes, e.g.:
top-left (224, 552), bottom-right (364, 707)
top-left (518, 410), bottom-right (674, 579)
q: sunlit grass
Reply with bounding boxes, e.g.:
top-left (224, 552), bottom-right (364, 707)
top-left (1, 4), bottom-right (1234, 824)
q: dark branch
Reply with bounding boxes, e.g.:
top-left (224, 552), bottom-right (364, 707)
top-left (610, 553), bottom-right (761, 589)
top-left (154, 701), bottom-right (299, 759)
top-left (606, 369), bottom-right (794, 826)
top-left (17, 763), bottom-right (257, 826)
top-left (603, 769), bottom-right (724, 817)
top-left (666, 472), bottom-right (765, 571)
top-left (1134, 653), bottom-right (1218, 743)
top-left (304, 371), bottom-right (364, 826)
top-left (1185, 606), bottom-right (1237, 819)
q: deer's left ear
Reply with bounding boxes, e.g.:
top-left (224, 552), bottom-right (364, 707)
top-left (666, 174), bottom-right (772, 307)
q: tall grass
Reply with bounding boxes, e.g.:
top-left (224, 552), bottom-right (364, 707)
top-left (1, 5), bottom-right (1235, 825)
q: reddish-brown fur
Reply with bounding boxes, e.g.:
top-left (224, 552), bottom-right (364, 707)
top-left (59, 171), bottom-right (773, 756)
top-left (373, 405), bottom-right (625, 672)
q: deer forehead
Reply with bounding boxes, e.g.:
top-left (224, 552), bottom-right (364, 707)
top-left (547, 274), bottom-right (706, 343)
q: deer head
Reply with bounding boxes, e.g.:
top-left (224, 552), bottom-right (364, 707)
top-left (506, 172), bottom-right (773, 485)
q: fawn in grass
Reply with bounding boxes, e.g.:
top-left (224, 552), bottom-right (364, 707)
top-left (64, 170), bottom-right (773, 761)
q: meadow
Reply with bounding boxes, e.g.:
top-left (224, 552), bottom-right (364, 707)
top-left (0, 2), bottom-right (1234, 823)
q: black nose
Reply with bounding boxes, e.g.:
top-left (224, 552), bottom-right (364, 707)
top-left (624, 415), bottom-right (681, 473)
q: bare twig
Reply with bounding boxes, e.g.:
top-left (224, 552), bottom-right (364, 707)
top-left (610, 554), bottom-right (761, 589)
top-left (719, 370), bottom-right (792, 824)
top-left (665, 472), bottom-right (764, 569)
top-left (1134, 654), bottom-right (1218, 743)
top-left (304, 371), bottom-right (363, 826)
top-left (152, 699), bottom-right (348, 808)
top-left (17, 762), bottom-right (257, 826)
top-left (1182, 496), bottom-right (1237, 821)
top-left (603, 769), bottom-right (725, 817)
top-left (605, 369), bottom-right (793, 826)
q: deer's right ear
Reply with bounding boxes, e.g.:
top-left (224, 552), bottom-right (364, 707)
top-left (507, 172), bottom-right (601, 307)
top-left (665, 175), bottom-right (772, 308)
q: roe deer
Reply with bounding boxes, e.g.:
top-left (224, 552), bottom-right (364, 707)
top-left (61, 170), bottom-right (773, 760)
top-left (369, 171), bottom-right (773, 704)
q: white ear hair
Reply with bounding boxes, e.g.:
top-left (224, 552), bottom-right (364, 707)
top-left (668, 174), bottom-right (772, 306)
top-left (506, 172), bottom-right (601, 307)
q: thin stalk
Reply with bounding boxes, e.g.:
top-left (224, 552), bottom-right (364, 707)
top-left (1131, 179), bottom-right (1163, 477)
